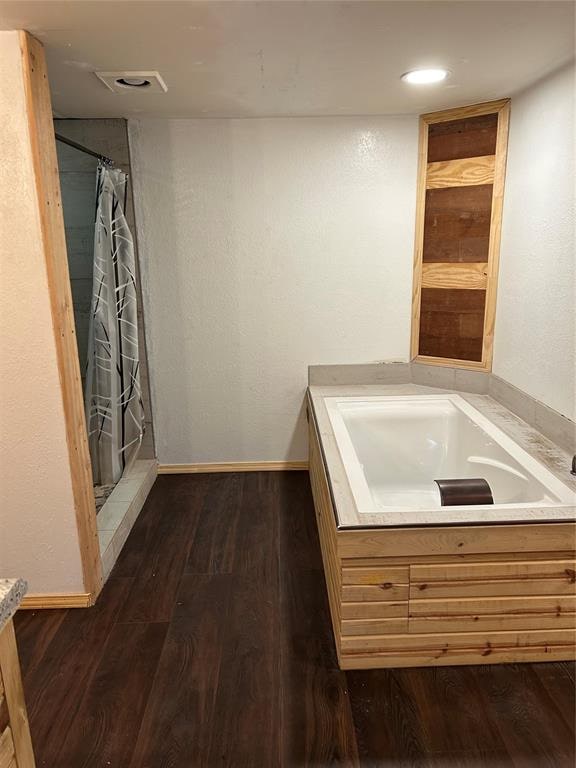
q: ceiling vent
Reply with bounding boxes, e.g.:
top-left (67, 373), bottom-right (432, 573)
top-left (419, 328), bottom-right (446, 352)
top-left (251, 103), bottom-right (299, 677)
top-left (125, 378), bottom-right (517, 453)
top-left (94, 71), bottom-right (168, 93)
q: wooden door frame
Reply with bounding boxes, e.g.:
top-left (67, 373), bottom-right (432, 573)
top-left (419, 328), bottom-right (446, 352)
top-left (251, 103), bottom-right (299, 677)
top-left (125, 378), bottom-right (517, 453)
top-left (410, 98), bottom-right (511, 371)
top-left (20, 31), bottom-right (103, 604)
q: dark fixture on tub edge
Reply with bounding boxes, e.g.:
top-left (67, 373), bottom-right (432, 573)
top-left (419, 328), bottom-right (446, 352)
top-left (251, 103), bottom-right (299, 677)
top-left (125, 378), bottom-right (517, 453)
top-left (434, 478), bottom-right (494, 506)
top-left (571, 456), bottom-right (576, 476)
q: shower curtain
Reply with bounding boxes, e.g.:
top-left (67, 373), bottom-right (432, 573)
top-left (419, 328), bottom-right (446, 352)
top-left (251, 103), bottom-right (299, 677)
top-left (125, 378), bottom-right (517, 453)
top-left (85, 166), bottom-right (144, 486)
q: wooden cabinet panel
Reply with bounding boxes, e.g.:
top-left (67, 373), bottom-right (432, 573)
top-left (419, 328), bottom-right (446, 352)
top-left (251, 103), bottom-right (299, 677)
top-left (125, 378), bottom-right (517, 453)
top-left (423, 185), bottom-right (493, 263)
top-left (419, 287), bottom-right (486, 361)
top-left (411, 100), bottom-right (510, 370)
top-left (428, 113), bottom-right (498, 162)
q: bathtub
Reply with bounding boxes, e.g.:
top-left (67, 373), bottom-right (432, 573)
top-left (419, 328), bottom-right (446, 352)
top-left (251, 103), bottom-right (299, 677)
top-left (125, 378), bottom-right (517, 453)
top-left (324, 394), bottom-right (575, 524)
top-left (308, 388), bottom-right (576, 669)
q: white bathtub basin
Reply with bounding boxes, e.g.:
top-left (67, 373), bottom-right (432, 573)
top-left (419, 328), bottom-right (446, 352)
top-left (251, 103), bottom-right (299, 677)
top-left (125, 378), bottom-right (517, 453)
top-left (324, 394), bottom-right (575, 516)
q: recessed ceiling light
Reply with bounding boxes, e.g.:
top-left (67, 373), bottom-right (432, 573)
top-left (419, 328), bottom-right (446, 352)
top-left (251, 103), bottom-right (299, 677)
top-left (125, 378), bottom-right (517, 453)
top-left (116, 77), bottom-right (151, 88)
top-left (95, 71), bottom-right (168, 93)
top-left (401, 68), bottom-right (450, 85)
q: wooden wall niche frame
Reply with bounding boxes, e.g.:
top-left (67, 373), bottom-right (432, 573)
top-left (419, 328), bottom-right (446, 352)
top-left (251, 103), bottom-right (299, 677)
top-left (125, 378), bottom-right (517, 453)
top-left (410, 99), bottom-right (510, 370)
top-left (19, 31), bottom-right (103, 603)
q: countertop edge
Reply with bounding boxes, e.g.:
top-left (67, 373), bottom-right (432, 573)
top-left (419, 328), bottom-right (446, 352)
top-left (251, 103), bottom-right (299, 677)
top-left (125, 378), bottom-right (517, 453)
top-left (0, 578), bottom-right (28, 634)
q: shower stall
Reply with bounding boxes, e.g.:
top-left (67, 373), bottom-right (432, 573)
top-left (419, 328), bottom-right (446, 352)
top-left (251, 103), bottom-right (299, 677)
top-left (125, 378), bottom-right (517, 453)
top-left (55, 121), bottom-right (156, 577)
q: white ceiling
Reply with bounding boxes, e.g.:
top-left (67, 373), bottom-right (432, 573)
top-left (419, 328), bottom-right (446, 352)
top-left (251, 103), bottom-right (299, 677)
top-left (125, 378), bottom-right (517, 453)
top-left (0, 0), bottom-right (574, 118)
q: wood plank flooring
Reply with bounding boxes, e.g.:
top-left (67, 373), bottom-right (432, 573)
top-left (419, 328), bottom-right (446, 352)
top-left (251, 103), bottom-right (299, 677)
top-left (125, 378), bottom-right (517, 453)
top-left (14, 472), bottom-right (576, 767)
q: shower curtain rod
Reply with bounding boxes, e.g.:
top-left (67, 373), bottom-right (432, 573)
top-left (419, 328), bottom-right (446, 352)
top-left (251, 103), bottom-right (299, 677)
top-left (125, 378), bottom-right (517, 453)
top-left (55, 132), bottom-right (114, 165)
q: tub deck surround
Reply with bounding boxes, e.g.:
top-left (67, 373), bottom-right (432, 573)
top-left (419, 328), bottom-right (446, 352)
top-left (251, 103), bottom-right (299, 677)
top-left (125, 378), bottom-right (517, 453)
top-left (308, 362), bottom-right (576, 455)
top-left (309, 384), bottom-right (575, 528)
top-left (307, 384), bottom-right (576, 669)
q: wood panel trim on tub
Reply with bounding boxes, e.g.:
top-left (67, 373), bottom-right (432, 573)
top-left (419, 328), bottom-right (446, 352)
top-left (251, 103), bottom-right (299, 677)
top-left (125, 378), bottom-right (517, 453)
top-left (340, 627), bottom-right (575, 654)
top-left (408, 594), bottom-right (576, 618)
top-left (19, 31), bottom-right (102, 602)
top-left (339, 645), bottom-right (576, 670)
top-left (409, 577), bottom-right (576, 599)
top-left (307, 411), bottom-right (343, 657)
top-left (411, 559), bottom-right (576, 582)
top-left (336, 523), bottom-right (576, 560)
top-left (408, 613), bottom-right (576, 634)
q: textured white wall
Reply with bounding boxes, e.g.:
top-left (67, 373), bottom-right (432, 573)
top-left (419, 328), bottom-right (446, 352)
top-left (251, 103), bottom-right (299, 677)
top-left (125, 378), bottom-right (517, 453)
top-left (0, 32), bottom-right (84, 592)
top-left (494, 64), bottom-right (575, 421)
top-left (129, 117), bottom-right (418, 462)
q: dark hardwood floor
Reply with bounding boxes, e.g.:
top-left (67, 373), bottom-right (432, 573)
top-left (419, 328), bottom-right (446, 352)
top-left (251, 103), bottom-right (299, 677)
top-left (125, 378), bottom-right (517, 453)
top-left (14, 472), bottom-right (575, 767)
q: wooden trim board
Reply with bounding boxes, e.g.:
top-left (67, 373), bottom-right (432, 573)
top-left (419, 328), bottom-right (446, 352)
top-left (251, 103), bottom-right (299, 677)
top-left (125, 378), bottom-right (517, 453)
top-left (421, 262), bottom-right (488, 290)
top-left (20, 593), bottom-right (93, 610)
top-left (0, 727), bottom-right (16, 768)
top-left (409, 116), bottom-right (429, 365)
top-left (412, 355), bottom-right (488, 370)
top-left (337, 523), bottom-right (576, 560)
top-left (158, 461), bottom-right (308, 474)
top-left (339, 646), bottom-right (575, 670)
top-left (19, 32), bottom-right (102, 601)
top-left (426, 155), bottom-right (495, 189)
top-left (482, 99), bottom-right (510, 367)
top-left (420, 98), bottom-right (511, 125)
top-left (410, 98), bottom-right (511, 372)
top-left (0, 620), bottom-right (36, 766)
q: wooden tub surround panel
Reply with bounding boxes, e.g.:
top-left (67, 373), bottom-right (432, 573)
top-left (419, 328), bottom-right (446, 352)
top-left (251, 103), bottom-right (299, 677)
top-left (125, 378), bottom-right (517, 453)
top-left (308, 414), bottom-right (576, 670)
top-left (308, 414), bottom-right (342, 643)
top-left (411, 99), bottom-right (510, 370)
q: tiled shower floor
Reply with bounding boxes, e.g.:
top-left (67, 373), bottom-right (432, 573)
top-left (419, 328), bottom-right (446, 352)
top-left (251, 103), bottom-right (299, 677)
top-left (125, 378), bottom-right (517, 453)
top-left (94, 483), bottom-right (116, 512)
top-left (97, 459), bottom-right (157, 579)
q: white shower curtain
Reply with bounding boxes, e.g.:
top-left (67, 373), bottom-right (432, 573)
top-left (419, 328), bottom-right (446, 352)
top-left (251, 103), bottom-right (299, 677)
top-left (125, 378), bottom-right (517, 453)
top-left (85, 166), bottom-right (144, 485)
